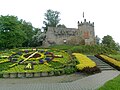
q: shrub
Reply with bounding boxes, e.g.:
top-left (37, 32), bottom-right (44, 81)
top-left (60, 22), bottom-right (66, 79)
top-left (64, 67), bottom-right (75, 74)
top-left (54, 70), bottom-right (61, 76)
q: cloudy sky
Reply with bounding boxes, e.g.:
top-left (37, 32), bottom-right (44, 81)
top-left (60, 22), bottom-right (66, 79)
top-left (0, 0), bottom-right (120, 43)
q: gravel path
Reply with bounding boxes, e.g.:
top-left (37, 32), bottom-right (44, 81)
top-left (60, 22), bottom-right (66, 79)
top-left (0, 70), bottom-right (119, 90)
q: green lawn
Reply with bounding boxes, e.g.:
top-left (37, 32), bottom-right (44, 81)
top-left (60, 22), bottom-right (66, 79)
top-left (109, 54), bottom-right (120, 61)
top-left (98, 75), bottom-right (120, 90)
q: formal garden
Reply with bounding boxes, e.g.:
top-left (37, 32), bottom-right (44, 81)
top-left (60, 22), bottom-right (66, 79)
top-left (0, 11), bottom-right (120, 89)
top-left (0, 45), bottom-right (120, 89)
top-left (0, 46), bottom-right (103, 78)
top-left (0, 48), bottom-right (78, 78)
top-left (0, 45), bottom-right (120, 78)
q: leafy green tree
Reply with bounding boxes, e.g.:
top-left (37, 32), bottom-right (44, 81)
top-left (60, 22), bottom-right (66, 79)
top-left (43, 9), bottom-right (61, 32)
top-left (32, 30), bottom-right (46, 46)
top-left (0, 15), bottom-right (26, 48)
top-left (115, 43), bottom-right (120, 51)
top-left (20, 20), bottom-right (35, 47)
top-left (33, 27), bottom-right (40, 35)
top-left (102, 35), bottom-right (116, 49)
top-left (57, 24), bottom-right (66, 28)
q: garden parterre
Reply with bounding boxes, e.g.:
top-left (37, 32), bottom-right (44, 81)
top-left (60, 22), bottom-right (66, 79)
top-left (0, 49), bottom-right (75, 77)
top-left (72, 53), bottom-right (100, 74)
top-left (72, 53), bottom-right (96, 70)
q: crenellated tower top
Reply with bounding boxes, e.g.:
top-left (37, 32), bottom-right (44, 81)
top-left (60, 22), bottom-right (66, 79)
top-left (78, 19), bottom-right (94, 27)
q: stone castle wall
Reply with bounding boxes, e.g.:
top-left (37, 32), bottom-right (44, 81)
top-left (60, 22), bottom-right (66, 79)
top-left (43, 19), bottom-right (95, 46)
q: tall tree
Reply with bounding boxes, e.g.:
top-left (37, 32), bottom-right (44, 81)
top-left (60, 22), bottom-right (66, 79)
top-left (43, 9), bottom-right (61, 32)
top-left (20, 20), bottom-right (35, 47)
top-left (115, 43), bottom-right (120, 51)
top-left (102, 35), bottom-right (116, 49)
top-left (32, 30), bottom-right (46, 46)
top-left (0, 15), bottom-right (26, 48)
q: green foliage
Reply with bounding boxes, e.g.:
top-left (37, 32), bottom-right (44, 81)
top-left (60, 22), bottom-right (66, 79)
top-left (54, 69), bottom-right (61, 76)
top-left (64, 67), bottom-right (76, 74)
top-left (73, 45), bottom-right (117, 54)
top-left (57, 24), bottom-right (66, 28)
top-left (43, 9), bottom-right (61, 32)
top-left (49, 45), bottom-right (118, 54)
top-left (115, 43), bottom-right (120, 51)
top-left (0, 15), bottom-right (38, 49)
top-left (102, 35), bottom-right (117, 50)
top-left (0, 62), bottom-right (13, 71)
top-left (95, 35), bottom-right (100, 45)
top-left (0, 49), bottom-right (73, 74)
top-left (109, 54), bottom-right (120, 61)
top-left (98, 75), bottom-right (120, 90)
top-left (20, 20), bottom-right (36, 47)
top-left (32, 31), bottom-right (46, 46)
top-left (0, 15), bottom-right (27, 49)
top-left (49, 45), bottom-right (74, 50)
top-left (49, 61), bottom-right (63, 69)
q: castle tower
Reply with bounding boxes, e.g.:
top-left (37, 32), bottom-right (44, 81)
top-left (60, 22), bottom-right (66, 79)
top-left (78, 19), bottom-right (95, 45)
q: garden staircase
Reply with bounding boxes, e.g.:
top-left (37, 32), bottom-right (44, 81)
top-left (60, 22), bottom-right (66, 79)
top-left (87, 56), bottom-right (116, 71)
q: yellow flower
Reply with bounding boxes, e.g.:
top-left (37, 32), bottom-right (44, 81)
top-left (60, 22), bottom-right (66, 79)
top-left (72, 53), bottom-right (96, 70)
top-left (100, 55), bottom-right (120, 67)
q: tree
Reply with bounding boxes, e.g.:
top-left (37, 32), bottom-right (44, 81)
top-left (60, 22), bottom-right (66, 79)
top-left (115, 43), bottom-right (120, 51)
top-left (95, 35), bottom-right (100, 45)
top-left (0, 15), bottom-right (26, 48)
top-left (32, 30), bottom-right (46, 46)
top-left (43, 9), bottom-right (61, 32)
top-left (102, 35), bottom-right (116, 49)
top-left (20, 20), bottom-right (35, 47)
top-left (57, 24), bottom-right (66, 28)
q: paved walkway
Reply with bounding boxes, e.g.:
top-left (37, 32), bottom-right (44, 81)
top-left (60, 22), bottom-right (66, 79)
top-left (0, 70), bottom-right (119, 90)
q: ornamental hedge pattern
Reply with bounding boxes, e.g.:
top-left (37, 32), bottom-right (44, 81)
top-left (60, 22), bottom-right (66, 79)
top-left (0, 48), bottom-right (76, 78)
top-left (72, 53), bottom-right (100, 74)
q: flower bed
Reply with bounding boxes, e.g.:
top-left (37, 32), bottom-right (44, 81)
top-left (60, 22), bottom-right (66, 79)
top-left (95, 54), bottom-right (120, 70)
top-left (0, 60), bottom-right (10, 64)
top-left (0, 48), bottom-right (76, 78)
top-left (72, 53), bottom-right (100, 74)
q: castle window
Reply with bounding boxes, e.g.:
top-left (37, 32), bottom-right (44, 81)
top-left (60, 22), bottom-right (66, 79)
top-left (84, 32), bottom-right (89, 39)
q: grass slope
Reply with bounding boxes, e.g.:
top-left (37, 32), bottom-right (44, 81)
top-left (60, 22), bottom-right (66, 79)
top-left (98, 75), bottom-right (120, 90)
top-left (109, 54), bottom-right (120, 61)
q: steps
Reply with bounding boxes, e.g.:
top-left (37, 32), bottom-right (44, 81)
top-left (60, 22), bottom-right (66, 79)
top-left (88, 56), bottom-right (116, 71)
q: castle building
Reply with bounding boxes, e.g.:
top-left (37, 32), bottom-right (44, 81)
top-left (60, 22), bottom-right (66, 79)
top-left (43, 19), bottom-right (95, 46)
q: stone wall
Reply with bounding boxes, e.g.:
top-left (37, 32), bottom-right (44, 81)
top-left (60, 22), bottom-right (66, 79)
top-left (43, 19), bottom-right (95, 46)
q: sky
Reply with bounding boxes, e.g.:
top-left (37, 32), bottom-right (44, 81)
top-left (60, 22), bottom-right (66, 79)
top-left (0, 0), bottom-right (120, 44)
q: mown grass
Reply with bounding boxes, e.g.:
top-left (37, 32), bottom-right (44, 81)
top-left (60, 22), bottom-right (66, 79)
top-left (49, 45), bottom-right (118, 55)
top-left (109, 54), bottom-right (120, 61)
top-left (98, 75), bottom-right (120, 90)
